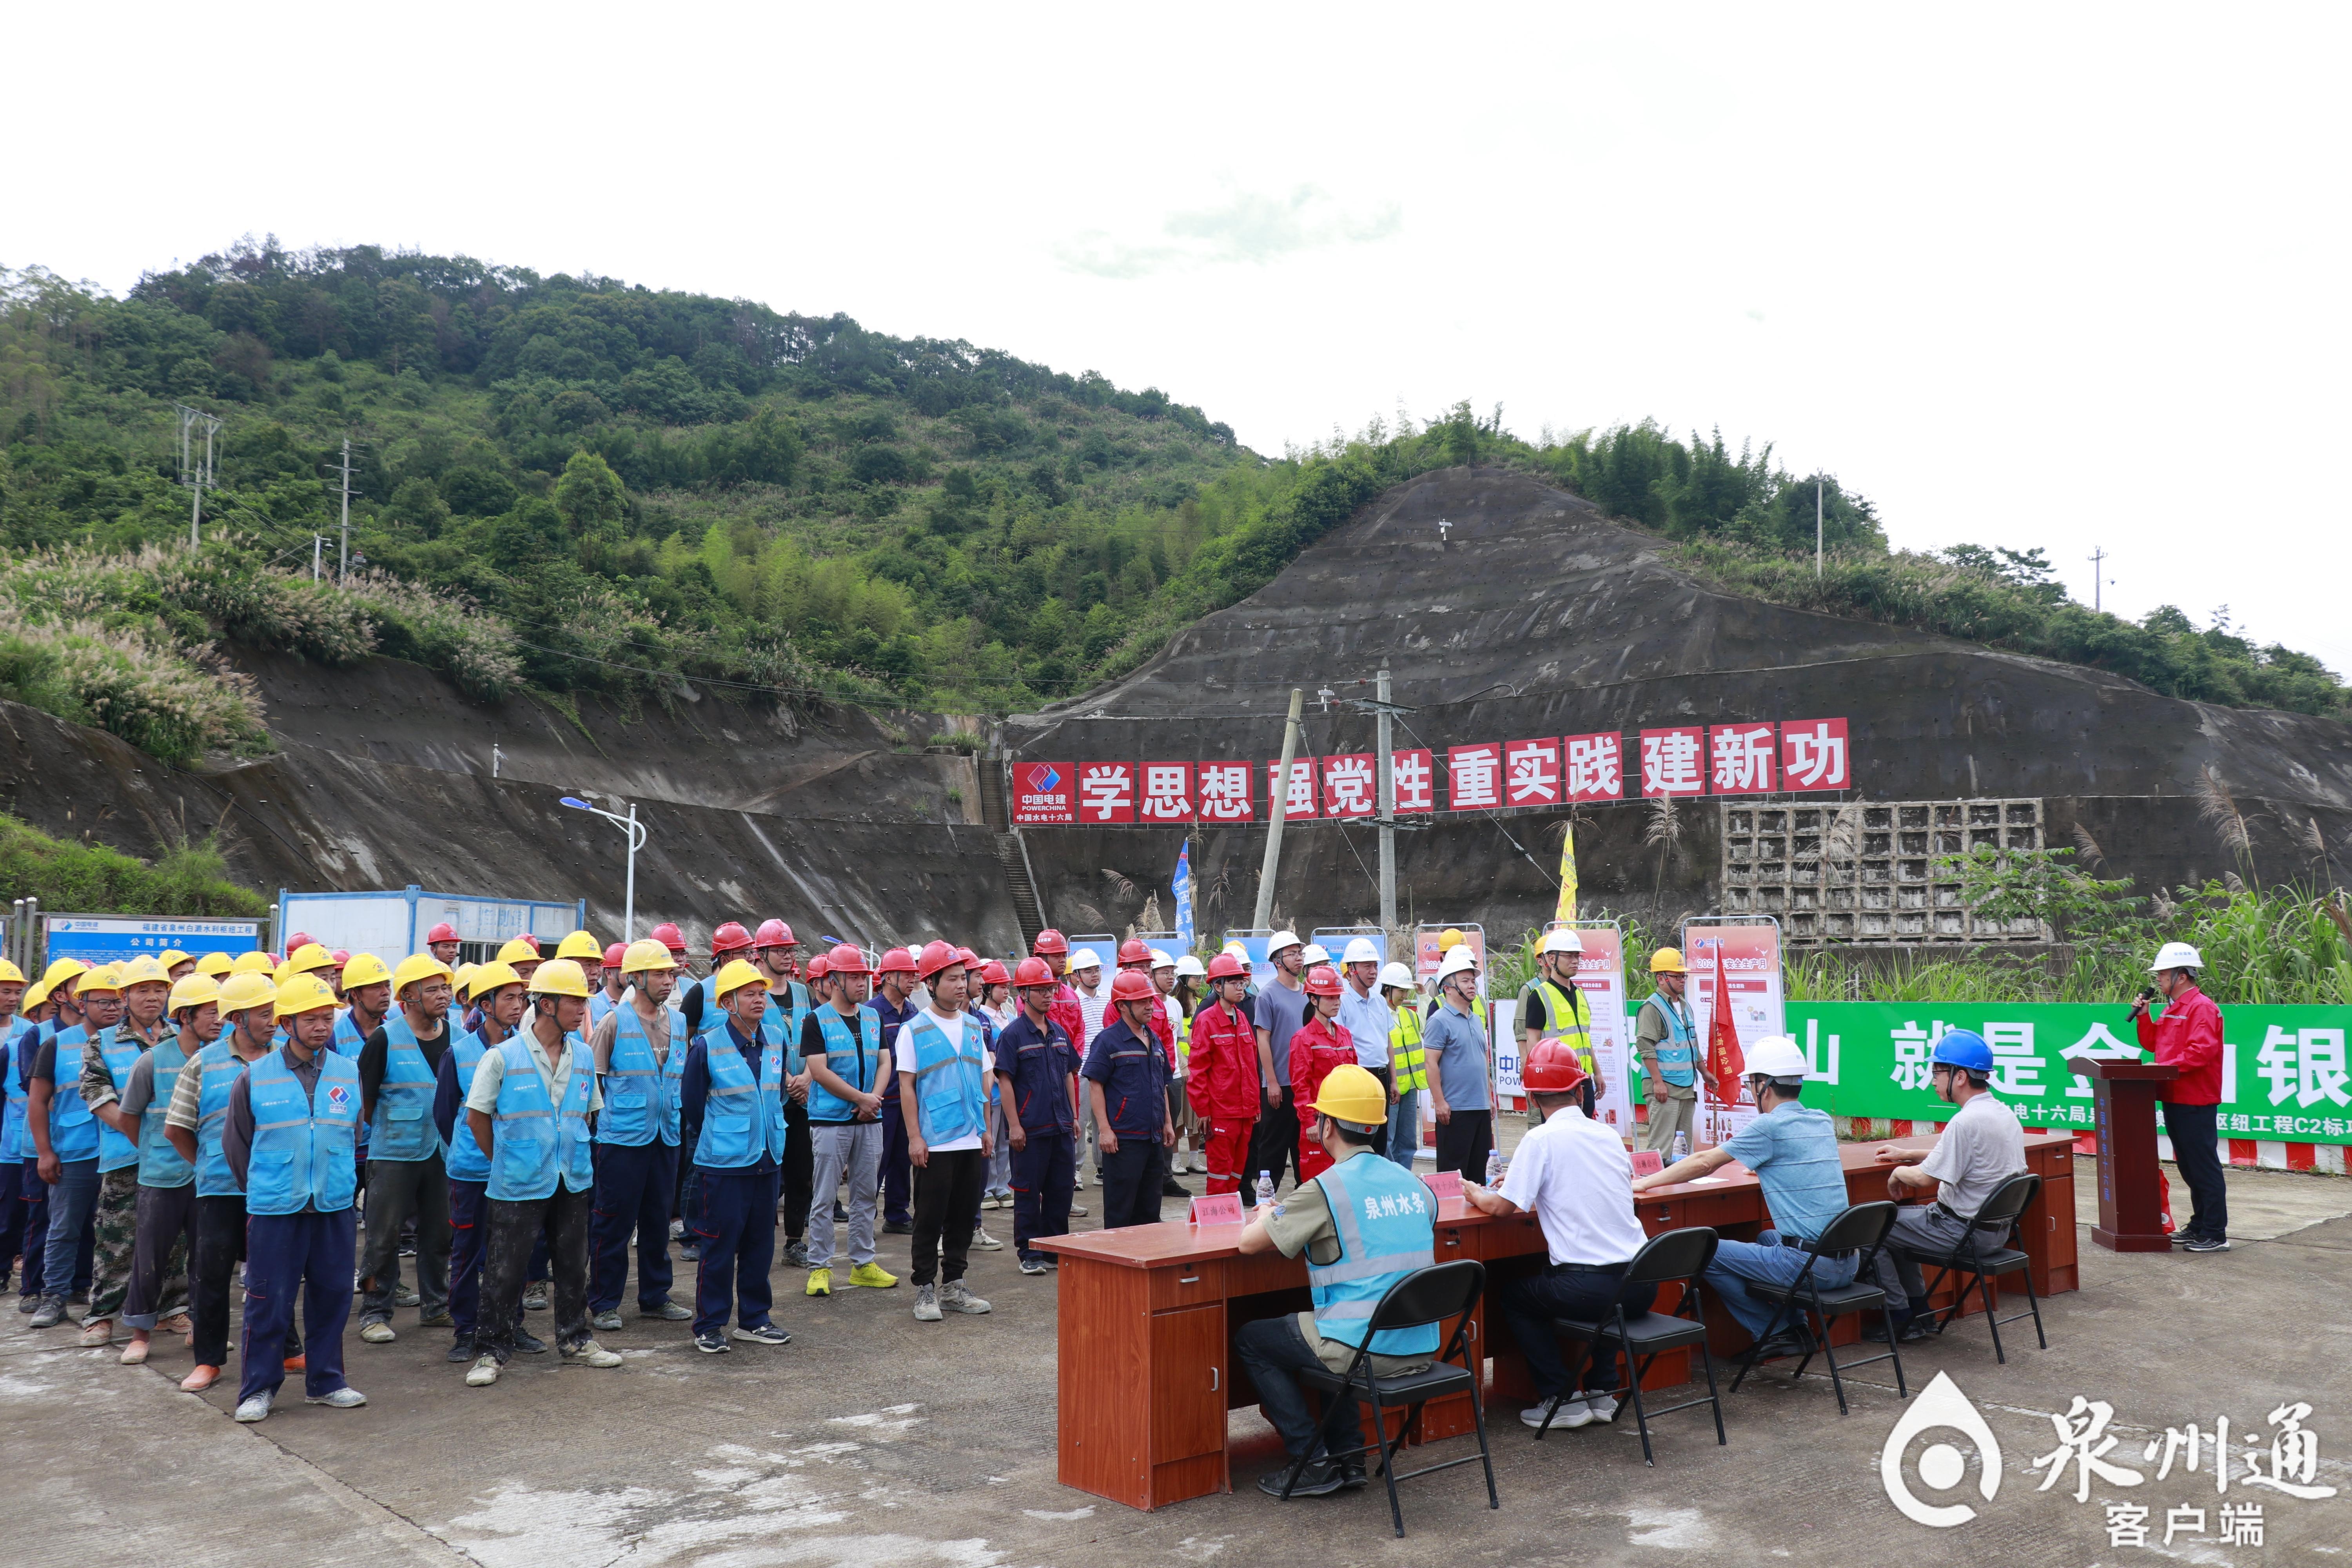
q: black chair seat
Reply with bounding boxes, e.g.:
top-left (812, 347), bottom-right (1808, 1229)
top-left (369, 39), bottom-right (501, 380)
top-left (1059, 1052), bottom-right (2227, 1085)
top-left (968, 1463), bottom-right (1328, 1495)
top-left (1556, 1310), bottom-right (1711, 1354)
top-left (1297, 1359), bottom-right (1476, 1407)
top-left (1727, 1202), bottom-right (1908, 1414)
top-left (1749, 1278), bottom-right (1887, 1313)
top-left (1900, 1174), bottom-right (2051, 1365)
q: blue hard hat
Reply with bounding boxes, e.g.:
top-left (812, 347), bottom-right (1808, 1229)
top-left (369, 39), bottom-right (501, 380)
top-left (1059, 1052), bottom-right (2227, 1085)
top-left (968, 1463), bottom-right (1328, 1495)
top-left (1931, 1030), bottom-right (1994, 1073)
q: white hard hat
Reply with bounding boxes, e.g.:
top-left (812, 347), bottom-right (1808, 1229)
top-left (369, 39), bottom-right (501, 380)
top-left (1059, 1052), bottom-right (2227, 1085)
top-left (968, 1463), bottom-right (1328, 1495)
top-left (1300, 943), bottom-right (1331, 965)
top-left (1377, 961), bottom-right (1415, 991)
top-left (1174, 955), bottom-right (1207, 978)
top-left (2149, 942), bottom-right (2203, 973)
top-left (1267, 930), bottom-right (1303, 956)
top-left (1148, 948), bottom-right (1175, 970)
top-left (1744, 1035), bottom-right (1809, 1080)
top-left (1437, 946), bottom-right (1479, 981)
top-left (1341, 936), bottom-right (1381, 966)
top-left (1540, 927), bottom-right (1584, 956)
top-left (1069, 947), bottom-right (1104, 972)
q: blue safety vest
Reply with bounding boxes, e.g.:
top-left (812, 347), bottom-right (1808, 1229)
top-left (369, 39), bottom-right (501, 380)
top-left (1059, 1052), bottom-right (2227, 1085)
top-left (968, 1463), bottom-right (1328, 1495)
top-left (587, 989), bottom-right (621, 1029)
top-left (192, 1039), bottom-right (258, 1198)
top-left (596, 1003), bottom-right (685, 1147)
top-left (486, 1033), bottom-right (595, 1201)
top-left (694, 1025), bottom-right (788, 1169)
top-left (765, 981), bottom-right (811, 1075)
top-left (333, 1009), bottom-right (372, 1154)
top-left (806, 1006), bottom-right (883, 1124)
top-left (1640, 990), bottom-right (1698, 1088)
top-left (243, 1048), bottom-right (361, 1215)
top-left (0, 1016), bottom-right (33, 1161)
top-left (93, 1027), bottom-right (143, 1172)
top-left (443, 1032), bottom-right (494, 1183)
top-left (1308, 1152), bottom-right (1441, 1356)
top-left (135, 1039), bottom-right (195, 1188)
top-left (904, 1012), bottom-right (987, 1148)
top-left (45, 1025), bottom-right (101, 1163)
top-left (368, 1015), bottom-right (444, 1162)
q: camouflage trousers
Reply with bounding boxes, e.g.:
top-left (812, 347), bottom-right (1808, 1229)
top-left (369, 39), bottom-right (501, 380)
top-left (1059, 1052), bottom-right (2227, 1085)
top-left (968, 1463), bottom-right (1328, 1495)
top-left (86, 1168), bottom-right (140, 1323)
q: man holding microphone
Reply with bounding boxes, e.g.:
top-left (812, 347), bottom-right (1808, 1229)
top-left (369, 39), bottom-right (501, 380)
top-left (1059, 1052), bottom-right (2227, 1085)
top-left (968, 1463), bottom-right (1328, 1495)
top-left (2132, 941), bottom-right (2228, 1252)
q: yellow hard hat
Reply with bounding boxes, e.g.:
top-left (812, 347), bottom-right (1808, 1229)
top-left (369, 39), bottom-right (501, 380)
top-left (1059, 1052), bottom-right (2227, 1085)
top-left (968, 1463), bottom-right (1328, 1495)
top-left (230, 951), bottom-right (276, 976)
top-left (1649, 947), bottom-right (1688, 975)
top-left (24, 978), bottom-right (53, 1009)
top-left (158, 949), bottom-right (192, 969)
top-left (555, 931), bottom-right (603, 962)
top-left (1438, 927), bottom-right (1466, 951)
top-left (274, 973), bottom-right (339, 1019)
top-left (118, 955), bottom-right (172, 988)
top-left (41, 957), bottom-right (88, 988)
top-left (0, 958), bottom-right (22, 986)
top-left (496, 936), bottom-right (540, 967)
top-left (1305, 1063), bottom-right (1389, 1129)
top-left (527, 958), bottom-right (592, 998)
top-left (78, 964), bottom-right (125, 996)
top-left (287, 942), bottom-right (335, 975)
top-left (392, 954), bottom-right (453, 996)
top-left (168, 974), bottom-right (221, 1014)
top-left (452, 962), bottom-right (477, 994)
top-left (711, 958), bottom-right (768, 1004)
top-left (339, 953), bottom-right (393, 991)
top-left (621, 938), bottom-right (676, 975)
top-left (218, 972), bottom-right (278, 1016)
top-left (196, 952), bottom-right (235, 978)
top-left (467, 961), bottom-right (524, 1001)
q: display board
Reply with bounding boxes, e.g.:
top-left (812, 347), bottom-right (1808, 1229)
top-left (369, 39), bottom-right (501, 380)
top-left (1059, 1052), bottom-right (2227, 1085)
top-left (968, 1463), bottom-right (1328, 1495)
top-left (1682, 917), bottom-right (1786, 1149)
top-left (41, 915), bottom-right (263, 965)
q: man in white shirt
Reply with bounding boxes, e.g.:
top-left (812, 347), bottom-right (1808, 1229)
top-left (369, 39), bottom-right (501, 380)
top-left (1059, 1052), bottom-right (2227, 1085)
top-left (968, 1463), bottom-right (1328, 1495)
top-left (1463, 1040), bottom-right (1651, 1432)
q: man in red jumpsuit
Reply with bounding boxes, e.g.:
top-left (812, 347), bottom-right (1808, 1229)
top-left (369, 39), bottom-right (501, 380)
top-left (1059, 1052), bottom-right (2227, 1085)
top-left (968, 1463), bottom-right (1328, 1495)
top-left (1185, 954), bottom-right (1259, 1196)
top-left (1289, 967), bottom-right (1356, 1181)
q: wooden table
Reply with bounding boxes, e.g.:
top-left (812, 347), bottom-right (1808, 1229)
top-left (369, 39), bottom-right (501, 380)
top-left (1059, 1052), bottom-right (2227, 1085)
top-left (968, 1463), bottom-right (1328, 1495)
top-left (1036, 1131), bottom-right (2078, 1510)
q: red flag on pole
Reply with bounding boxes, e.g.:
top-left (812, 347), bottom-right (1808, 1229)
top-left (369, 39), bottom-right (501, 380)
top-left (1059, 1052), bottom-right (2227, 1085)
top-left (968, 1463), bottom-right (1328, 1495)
top-left (1705, 938), bottom-right (1746, 1105)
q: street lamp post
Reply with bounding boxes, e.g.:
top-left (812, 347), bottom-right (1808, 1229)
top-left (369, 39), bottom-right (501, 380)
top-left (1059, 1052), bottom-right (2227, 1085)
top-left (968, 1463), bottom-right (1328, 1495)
top-left (560, 795), bottom-right (646, 941)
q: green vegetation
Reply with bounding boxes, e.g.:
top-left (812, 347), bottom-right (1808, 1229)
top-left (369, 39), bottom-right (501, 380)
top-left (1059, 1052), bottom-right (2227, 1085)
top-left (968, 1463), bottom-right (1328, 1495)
top-left (0, 815), bottom-right (269, 917)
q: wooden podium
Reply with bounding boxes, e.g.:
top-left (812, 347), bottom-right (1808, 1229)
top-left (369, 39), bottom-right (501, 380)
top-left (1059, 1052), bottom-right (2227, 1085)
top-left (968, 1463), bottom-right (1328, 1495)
top-left (2084, 1055), bottom-right (2181, 1252)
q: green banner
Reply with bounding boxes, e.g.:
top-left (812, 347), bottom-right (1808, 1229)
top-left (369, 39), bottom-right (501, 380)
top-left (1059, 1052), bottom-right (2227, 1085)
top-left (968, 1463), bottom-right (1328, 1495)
top-left (1779, 1002), bottom-right (2352, 1146)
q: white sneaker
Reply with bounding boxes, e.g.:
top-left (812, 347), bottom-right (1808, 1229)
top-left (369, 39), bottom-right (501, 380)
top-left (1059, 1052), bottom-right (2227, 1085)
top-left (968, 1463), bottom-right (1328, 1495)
top-left (305, 1387), bottom-right (367, 1408)
top-left (466, 1354), bottom-right (502, 1387)
top-left (1520, 1395), bottom-right (1593, 1430)
top-left (913, 1285), bottom-right (942, 1323)
top-left (234, 1392), bottom-right (273, 1423)
top-left (359, 1321), bottom-right (396, 1344)
top-left (972, 1226), bottom-right (1004, 1251)
top-left (1582, 1393), bottom-right (1621, 1424)
top-left (938, 1280), bottom-right (993, 1315)
top-left (563, 1338), bottom-right (624, 1367)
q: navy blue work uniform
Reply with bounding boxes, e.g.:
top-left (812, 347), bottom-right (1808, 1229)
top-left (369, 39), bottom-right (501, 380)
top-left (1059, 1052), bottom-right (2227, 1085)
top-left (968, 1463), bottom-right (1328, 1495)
top-left (865, 993), bottom-right (916, 1227)
top-left (679, 1020), bottom-right (787, 1338)
top-left (995, 1012), bottom-right (1078, 1264)
top-left (1081, 1019), bottom-right (1171, 1231)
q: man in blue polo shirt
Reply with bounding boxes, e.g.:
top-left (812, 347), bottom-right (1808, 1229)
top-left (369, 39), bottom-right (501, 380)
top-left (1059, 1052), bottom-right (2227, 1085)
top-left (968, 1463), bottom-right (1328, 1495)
top-left (1082, 970), bottom-right (1176, 1231)
top-left (996, 956), bottom-right (1079, 1276)
top-left (1634, 1036), bottom-right (1848, 1361)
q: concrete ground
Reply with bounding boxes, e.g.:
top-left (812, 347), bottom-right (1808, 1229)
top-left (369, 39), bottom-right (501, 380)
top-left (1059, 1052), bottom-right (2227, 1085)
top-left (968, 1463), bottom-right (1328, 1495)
top-left (5, 1149), bottom-right (2348, 1568)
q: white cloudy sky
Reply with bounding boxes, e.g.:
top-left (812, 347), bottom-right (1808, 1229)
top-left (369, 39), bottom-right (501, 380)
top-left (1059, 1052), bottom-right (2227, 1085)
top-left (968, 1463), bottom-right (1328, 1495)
top-left (13, 4), bottom-right (2348, 671)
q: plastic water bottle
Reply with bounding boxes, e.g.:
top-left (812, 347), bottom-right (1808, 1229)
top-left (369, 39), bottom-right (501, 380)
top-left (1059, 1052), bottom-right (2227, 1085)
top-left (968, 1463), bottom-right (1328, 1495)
top-left (1485, 1150), bottom-right (1506, 1188)
top-left (1255, 1171), bottom-right (1276, 1211)
top-left (1672, 1131), bottom-right (1689, 1162)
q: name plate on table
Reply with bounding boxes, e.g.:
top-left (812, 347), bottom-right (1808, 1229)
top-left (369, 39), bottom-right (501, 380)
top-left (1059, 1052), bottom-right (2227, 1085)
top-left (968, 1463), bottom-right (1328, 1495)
top-left (1630, 1151), bottom-right (1664, 1177)
top-left (1189, 1192), bottom-right (1243, 1226)
top-left (1422, 1169), bottom-right (1464, 1204)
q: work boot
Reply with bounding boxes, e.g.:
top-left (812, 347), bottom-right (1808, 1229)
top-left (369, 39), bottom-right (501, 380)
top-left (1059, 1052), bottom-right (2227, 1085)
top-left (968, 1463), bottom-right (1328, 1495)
top-left (938, 1280), bottom-right (992, 1315)
top-left (806, 1269), bottom-right (832, 1298)
top-left (848, 1261), bottom-right (898, 1289)
top-left (912, 1286), bottom-right (942, 1323)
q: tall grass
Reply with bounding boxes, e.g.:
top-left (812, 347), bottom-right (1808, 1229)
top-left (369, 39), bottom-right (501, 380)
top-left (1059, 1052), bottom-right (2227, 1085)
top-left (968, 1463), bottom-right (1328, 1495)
top-left (0, 813), bottom-right (267, 917)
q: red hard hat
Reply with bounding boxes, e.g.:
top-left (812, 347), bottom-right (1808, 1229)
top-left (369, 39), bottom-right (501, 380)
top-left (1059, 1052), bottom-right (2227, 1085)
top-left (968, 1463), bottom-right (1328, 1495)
top-left (514, 933), bottom-right (541, 955)
top-left (1032, 928), bottom-right (1069, 958)
top-left (649, 922), bottom-right (687, 954)
top-left (1205, 952), bottom-right (1247, 981)
top-left (877, 947), bottom-right (917, 976)
top-left (1116, 937), bottom-right (1152, 967)
top-left (1013, 956), bottom-right (1056, 989)
top-left (1521, 1037), bottom-right (1591, 1096)
top-left (1110, 969), bottom-right (1156, 1003)
top-left (1303, 965), bottom-right (1342, 998)
top-left (825, 943), bottom-right (870, 975)
top-left (602, 942), bottom-right (627, 968)
top-left (286, 931), bottom-right (316, 955)
top-left (916, 940), bottom-right (964, 980)
top-left (425, 922), bottom-right (458, 945)
top-left (956, 946), bottom-right (982, 970)
top-left (978, 959), bottom-right (1010, 986)
top-left (331, 949), bottom-right (351, 966)
top-left (806, 956), bottom-right (830, 981)
top-left (753, 918), bottom-right (796, 949)
top-left (711, 921), bottom-right (754, 956)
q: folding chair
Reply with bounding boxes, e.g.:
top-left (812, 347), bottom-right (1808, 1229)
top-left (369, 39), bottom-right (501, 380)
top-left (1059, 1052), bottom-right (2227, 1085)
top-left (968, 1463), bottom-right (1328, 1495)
top-left (1730, 1200), bottom-right (1908, 1414)
top-left (1897, 1172), bottom-right (2047, 1363)
top-left (1279, 1259), bottom-right (1499, 1537)
top-left (1539, 1225), bottom-right (1727, 1465)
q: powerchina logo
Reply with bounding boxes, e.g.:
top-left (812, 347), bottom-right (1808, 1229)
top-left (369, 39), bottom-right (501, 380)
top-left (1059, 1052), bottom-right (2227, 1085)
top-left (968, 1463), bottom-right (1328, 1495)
top-left (1025, 763), bottom-right (1062, 795)
top-left (1882, 1372), bottom-right (2005, 1526)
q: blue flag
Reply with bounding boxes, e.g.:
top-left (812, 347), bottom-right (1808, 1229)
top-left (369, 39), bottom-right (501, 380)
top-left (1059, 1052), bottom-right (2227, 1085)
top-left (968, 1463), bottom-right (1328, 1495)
top-left (1172, 842), bottom-right (1194, 949)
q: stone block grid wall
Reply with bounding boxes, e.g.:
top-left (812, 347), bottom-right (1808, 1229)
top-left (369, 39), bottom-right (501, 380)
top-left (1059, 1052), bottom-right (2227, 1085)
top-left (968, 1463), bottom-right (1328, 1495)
top-left (1722, 798), bottom-right (2047, 944)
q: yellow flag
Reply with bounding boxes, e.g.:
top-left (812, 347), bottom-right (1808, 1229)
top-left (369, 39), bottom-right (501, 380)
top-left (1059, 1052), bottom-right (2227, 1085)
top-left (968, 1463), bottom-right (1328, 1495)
top-left (1554, 821), bottom-right (1578, 923)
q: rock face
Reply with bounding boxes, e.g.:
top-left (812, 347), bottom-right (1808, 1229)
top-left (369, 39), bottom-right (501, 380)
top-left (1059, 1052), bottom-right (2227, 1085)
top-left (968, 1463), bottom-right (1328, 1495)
top-left (1003, 465), bottom-right (2352, 941)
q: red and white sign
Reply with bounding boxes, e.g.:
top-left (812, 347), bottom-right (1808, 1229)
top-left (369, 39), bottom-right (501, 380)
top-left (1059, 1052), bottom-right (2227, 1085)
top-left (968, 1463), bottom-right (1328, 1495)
top-left (1392, 749), bottom-right (1435, 813)
top-left (1504, 737), bottom-right (1561, 807)
top-left (1321, 753), bottom-right (1377, 818)
top-left (1448, 742), bottom-right (1503, 811)
top-left (1011, 761), bottom-right (1076, 825)
top-left (1639, 728), bottom-right (1706, 797)
top-left (1709, 722), bottom-right (1777, 795)
top-left (1078, 761), bottom-right (1136, 823)
top-left (1781, 718), bottom-right (1850, 791)
top-left (1563, 731), bottom-right (1625, 802)
top-left (1138, 762), bottom-right (1194, 822)
top-left (1267, 758), bottom-right (1319, 820)
top-left (1197, 761), bottom-right (1254, 822)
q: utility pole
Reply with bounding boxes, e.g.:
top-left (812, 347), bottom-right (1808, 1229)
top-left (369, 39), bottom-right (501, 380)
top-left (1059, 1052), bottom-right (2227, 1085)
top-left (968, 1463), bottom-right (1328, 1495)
top-left (337, 436), bottom-right (352, 582)
top-left (1252, 688), bottom-right (1304, 932)
top-left (2088, 546), bottom-right (2107, 612)
top-left (174, 404), bottom-right (220, 551)
top-left (1376, 667), bottom-right (1396, 933)
top-left (1815, 479), bottom-right (1824, 579)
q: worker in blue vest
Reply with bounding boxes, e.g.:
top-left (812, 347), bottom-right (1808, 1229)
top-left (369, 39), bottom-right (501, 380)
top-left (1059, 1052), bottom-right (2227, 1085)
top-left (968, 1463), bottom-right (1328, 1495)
top-left (116, 971), bottom-right (219, 1366)
top-left (25, 959), bottom-right (105, 1329)
top-left (586, 938), bottom-right (692, 1330)
top-left (329, 950), bottom-right (391, 1189)
top-left (680, 958), bottom-right (794, 1353)
top-left (221, 971), bottom-right (368, 1423)
top-left (431, 961), bottom-right (541, 1367)
top-left (79, 956), bottom-right (172, 1350)
top-left (0, 960), bottom-right (34, 1300)
top-left (800, 945), bottom-right (898, 1297)
top-left (461, 958), bottom-right (620, 1387)
top-left (588, 944), bottom-right (629, 1029)
top-left (354, 954), bottom-right (456, 1345)
top-left (1235, 1063), bottom-right (1441, 1497)
top-left (897, 942), bottom-right (995, 1324)
top-left (162, 971), bottom-right (296, 1393)
top-left (1632, 947), bottom-right (1709, 1154)
top-left (1082, 968), bottom-right (1177, 1232)
top-left (749, 920), bottom-right (817, 1268)
top-left (995, 956), bottom-right (1078, 1276)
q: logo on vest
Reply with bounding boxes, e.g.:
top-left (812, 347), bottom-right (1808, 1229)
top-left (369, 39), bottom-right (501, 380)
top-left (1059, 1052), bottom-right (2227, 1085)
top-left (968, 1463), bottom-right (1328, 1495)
top-left (326, 1084), bottom-right (352, 1112)
top-left (1881, 1372), bottom-right (2004, 1526)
